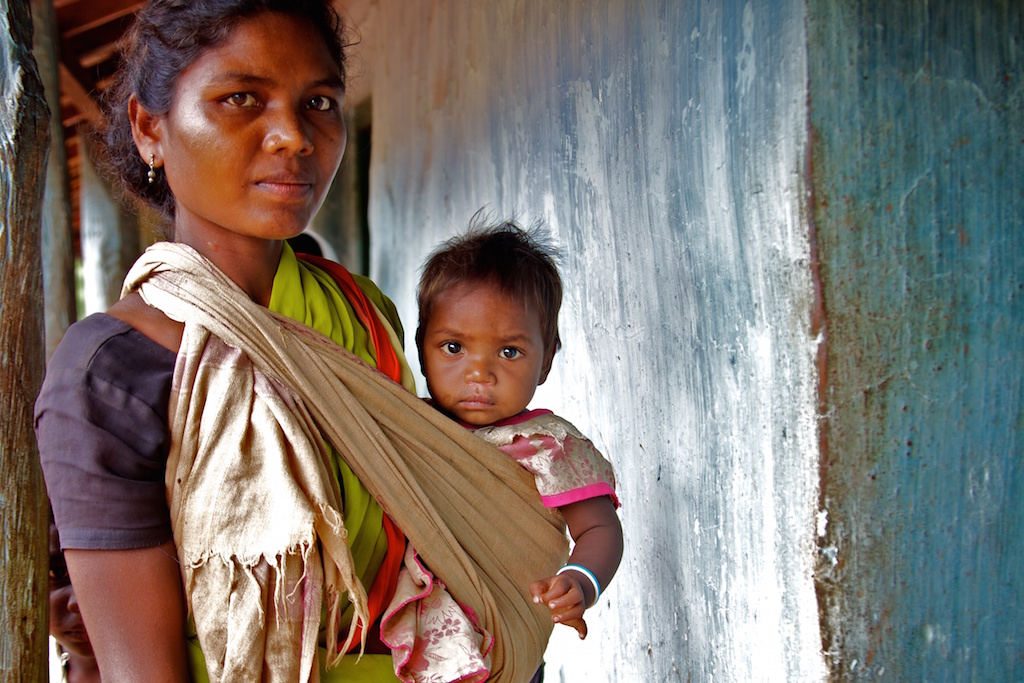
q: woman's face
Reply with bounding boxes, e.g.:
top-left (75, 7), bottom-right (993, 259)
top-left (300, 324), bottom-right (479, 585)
top-left (49, 524), bottom-right (93, 658)
top-left (145, 11), bottom-right (347, 245)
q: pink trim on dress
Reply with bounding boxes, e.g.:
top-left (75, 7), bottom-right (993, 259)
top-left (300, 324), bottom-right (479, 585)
top-left (474, 414), bottom-right (620, 511)
top-left (385, 409), bottom-right (618, 681)
top-left (380, 545), bottom-right (493, 683)
top-left (540, 483), bottom-right (619, 510)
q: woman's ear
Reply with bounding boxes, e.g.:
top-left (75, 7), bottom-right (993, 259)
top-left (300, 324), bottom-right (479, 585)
top-left (128, 94), bottom-right (163, 168)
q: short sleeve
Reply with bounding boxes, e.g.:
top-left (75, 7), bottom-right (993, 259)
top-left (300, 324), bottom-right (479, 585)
top-left (474, 411), bottom-right (620, 510)
top-left (35, 314), bottom-right (177, 550)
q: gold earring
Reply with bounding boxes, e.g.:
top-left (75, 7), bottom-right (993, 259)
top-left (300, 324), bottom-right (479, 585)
top-left (147, 154), bottom-right (157, 184)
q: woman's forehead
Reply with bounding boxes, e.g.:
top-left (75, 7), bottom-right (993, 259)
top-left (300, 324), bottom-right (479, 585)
top-left (180, 12), bottom-right (342, 85)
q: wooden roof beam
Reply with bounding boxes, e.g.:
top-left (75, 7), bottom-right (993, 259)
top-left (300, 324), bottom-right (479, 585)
top-left (58, 62), bottom-right (105, 129)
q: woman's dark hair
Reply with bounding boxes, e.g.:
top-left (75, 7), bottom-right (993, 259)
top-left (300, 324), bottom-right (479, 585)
top-left (416, 214), bottom-right (564, 370)
top-left (98, 0), bottom-right (348, 229)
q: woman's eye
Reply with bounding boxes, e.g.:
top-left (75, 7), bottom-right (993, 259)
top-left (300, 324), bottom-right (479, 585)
top-left (443, 342), bottom-right (462, 355)
top-left (500, 347), bottom-right (521, 360)
top-left (306, 95), bottom-right (336, 112)
top-left (226, 93), bottom-right (258, 107)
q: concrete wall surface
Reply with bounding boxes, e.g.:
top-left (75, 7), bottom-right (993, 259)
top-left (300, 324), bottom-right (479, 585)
top-left (809, 1), bottom-right (1024, 680)
top-left (366, 1), bottom-right (825, 680)
top-left (362, 0), bottom-right (1022, 679)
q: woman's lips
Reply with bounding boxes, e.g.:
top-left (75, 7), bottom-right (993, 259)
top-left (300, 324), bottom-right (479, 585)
top-left (255, 169), bottom-right (315, 197)
top-left (255, 179), bottom-right (313, 198)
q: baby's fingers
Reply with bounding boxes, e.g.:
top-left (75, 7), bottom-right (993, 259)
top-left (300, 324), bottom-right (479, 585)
top-left (549, 599), bottom-right (586, 627)
top-left (532, 575), bottom-right (574, 606)
top-left (530, 577), bottom-right (557, 604)
top-left (559, 616), bottom-right (589, 640)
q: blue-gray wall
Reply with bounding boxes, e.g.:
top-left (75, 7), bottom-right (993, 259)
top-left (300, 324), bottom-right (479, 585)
top-left (809, 1), bottom-right (1023, 679)
top-left (362, 0), bottom-right (1022, 680)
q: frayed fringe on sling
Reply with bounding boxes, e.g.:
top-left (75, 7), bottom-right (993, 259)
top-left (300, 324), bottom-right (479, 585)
top-left (123, 243), bottom-right (568, 683)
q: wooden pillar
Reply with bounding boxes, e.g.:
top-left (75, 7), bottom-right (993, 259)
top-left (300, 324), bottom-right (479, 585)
top-left (78, 132), bottom-right (138, 314)
top-left (0, 0), bottom-right (51, 680)
top-left (32, 0), bottom-right (74, 358)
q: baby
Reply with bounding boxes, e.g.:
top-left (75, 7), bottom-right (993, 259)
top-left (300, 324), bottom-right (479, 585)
top-left (416, 218), bottom-right (623, 640)
top-left (49, 517), bottom-right (100, 683)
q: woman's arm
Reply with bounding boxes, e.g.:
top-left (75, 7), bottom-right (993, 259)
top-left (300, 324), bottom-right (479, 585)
top-left (65, 541), bottom-right (190, 682)
top-left (529, 496), bottom-right (623, 637)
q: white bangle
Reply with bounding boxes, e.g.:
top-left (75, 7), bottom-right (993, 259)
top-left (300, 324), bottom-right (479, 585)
top-left (557, 564), bottom-right (602, 607)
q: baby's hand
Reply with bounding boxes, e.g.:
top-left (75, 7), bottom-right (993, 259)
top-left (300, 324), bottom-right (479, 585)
top-left (530, 574), bottom-right (589, 639)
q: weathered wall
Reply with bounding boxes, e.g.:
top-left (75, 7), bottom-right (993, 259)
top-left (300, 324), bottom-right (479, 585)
top-left (809, 1), bottom-right (1024, 679)
top-left (366, 1), bottom-right (824, 680)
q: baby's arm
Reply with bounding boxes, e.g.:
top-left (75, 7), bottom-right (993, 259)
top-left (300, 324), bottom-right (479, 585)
top-left (530, 495), bottom-right (623, 639)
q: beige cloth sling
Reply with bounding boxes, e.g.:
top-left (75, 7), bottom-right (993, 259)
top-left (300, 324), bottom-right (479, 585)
top-left (123, 243), bottom-right (568, 682)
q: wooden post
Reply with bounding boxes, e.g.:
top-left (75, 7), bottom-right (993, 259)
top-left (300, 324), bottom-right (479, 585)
top-left (0, 0), bottom-right (51, 681)
top-left (32, 0), bottom-right (75, 359)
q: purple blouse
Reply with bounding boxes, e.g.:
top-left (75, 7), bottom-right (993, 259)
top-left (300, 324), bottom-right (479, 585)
top-left (35, 314), bottom-right (176, 550)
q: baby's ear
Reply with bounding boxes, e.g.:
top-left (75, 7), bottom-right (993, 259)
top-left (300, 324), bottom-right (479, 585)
top-left (538, 349), bottom-right (555, 385)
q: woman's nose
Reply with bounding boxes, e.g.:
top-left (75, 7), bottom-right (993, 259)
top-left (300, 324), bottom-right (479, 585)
top-left (66, 587), bottom-right (80, 613)
top-left (263, 107), bottom-right (313, 155)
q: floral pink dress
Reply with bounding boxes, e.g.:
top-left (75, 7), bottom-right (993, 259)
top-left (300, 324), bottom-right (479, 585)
top-left (380, 409), bottom-right (618, 683)
top-left (472, 409), bottom-right (619, 510)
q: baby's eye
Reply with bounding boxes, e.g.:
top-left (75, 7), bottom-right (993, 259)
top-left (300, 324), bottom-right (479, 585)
top-left (306, 95), bottom-right (336, 112)
top-left (49, 560), bottom-right (69, 584)
top-left (500, 347), bottom-right (522, 360)
top-left (442, 341), bottom-right (462, 355)
top-left (225, 92), bottom-right (259, 107)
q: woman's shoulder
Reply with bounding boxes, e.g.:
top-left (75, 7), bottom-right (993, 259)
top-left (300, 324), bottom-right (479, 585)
top-left (50, 308), bottom-right (176, 377)
top-left (349, 272), bottom-right (405, 345)
top-left (42, 308), bottom-right (178, 415)
top-left (107, 291), bottom-right (184, 353)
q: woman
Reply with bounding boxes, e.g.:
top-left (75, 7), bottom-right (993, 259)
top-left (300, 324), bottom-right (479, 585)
top-left (35, 2), bottom-right (567, 681)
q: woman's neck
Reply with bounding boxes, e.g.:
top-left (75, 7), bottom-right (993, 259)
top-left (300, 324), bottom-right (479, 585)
top-left (173, 223), bottom-right (284, 307)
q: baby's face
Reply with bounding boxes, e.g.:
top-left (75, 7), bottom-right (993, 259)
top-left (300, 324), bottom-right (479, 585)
top-left (49, 524), bottom-right (93, 657)
top-left (422, 280), bottom-right (549, 426)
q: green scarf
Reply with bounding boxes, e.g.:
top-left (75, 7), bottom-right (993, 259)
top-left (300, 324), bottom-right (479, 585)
top-left (272, 244), bottom-right (409, 627)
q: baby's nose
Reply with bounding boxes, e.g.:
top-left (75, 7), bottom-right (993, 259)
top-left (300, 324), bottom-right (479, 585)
top-left (465, 357), bottom-right (495, 383)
